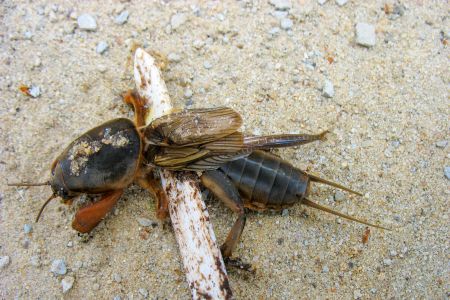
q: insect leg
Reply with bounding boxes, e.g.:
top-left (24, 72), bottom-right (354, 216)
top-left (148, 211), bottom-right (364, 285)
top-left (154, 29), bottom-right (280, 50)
top-left (201, 170), bottom-right (246, 258)
top-left (136, 173), bottom-right (169, 220)
top-left (72, 189), bottom-right (124, 233)
top-left (122, 90), bottom-right (148, 127)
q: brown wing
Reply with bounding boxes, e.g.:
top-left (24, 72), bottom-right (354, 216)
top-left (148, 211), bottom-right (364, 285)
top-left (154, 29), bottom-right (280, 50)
top-left (145, 107), bottom-right (242, 147)
top-left (153, 132), bottom-right (248, 170)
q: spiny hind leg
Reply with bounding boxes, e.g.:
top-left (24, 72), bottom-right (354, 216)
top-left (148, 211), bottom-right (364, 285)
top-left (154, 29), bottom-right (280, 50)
top-left (72, 189), bottom-right (124, 233)
top-left (201, 170), bottom-right (245, 257)
top-left (201, 170), bottom-right (252, 270)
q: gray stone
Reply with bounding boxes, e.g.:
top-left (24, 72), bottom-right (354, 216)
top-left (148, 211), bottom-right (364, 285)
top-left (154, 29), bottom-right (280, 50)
top-left (51, 259), bottom-right (67, 275)
top-left (139, 288), bottom-right (149, 298)
top-left (322, 265), bottom-right (329, 273)
top-left (62, 276), bottom-right (75, 293)
top-left (28, 85), bottom-right (41, 98)
top-left (271, 11), bottom-right (288, 19)
top-left (322, 79), bottom-right (334, 98)
top-left (356, 23), bottom-right (376, 47)
top-left (268, 27), bottom-right (281, 35)
top-left (77, 14), bottom-right (97, 31)
top-left (0, 256), bottom-right (10, 269)
top-left (23, 224), bottom-right (32, 234)
top-left (436, 140), bottom-right (448, 148)
top-left (167, 52), bottom-right (181, 63)
top-left (269, 0), bottom-right (292, 11)
top-left (280, 18), bottom-right (293, 30)
top-left (318, 0), bottom-right (328, 5)
top-left (137, 217), bottom-right (156, 227)
top-left (335, 0), bottom-right (348, 6)
top-left (115, 11), bottom-right (129, 25)
top-left (353, 289), bottom-right (362, 299)
top-left (170, 13), bottom-right (187, 29)
top-left (113, 273), bottom-right (122, 283)
top-left (193, 39), bottom-right (205, 49)
top-left (334, 190), bottom-right (345, 201)
top-left (30, 255), bottom-right (41, 267)
top-left (445, 166), bottom-right (450, 180)
top-left (96, 41), bottom-right (109, 54)
top-left (203, 61), bottom-right (212, 69)
top-left (184, 88), bottom-right (193, 98)
top-left (383, 258), bottom-right (393, 266)
top-left (281, 209), bottom-right (289, 217)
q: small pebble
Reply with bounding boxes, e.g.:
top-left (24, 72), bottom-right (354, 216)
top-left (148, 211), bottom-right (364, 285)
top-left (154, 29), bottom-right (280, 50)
top-left (77, 14), bottom-right (97, 31)
top-left (30, 255), bottom-right (41, 267)
top-left (98, 65), bottom-right (107, 73)
top-left (28, 85), bottom-right (41, 98)
top-left (139, 288), bottom-right (149, 298)
top-left (193, 39), bottom-right (205, 49)
top-left (62, 276), bottom-right (75, 293)
top-left (335, 0), bottom-right (348, 6)
top-left (24, 31), bottom-right (33, 40)
top-left (383, 258), bottom-right (393, 266)
top-left (269, 0), bottom-right (292, 11)
top-left (113, 273), bottom-right (122, 283)
top-left (92, 283), bottom-right (100, 290)
top-left (444, 166), bottom-right (450, 180)
top-left (170, 13), bottom-right (187, 30)
top-left (280, 18), bottom-right (293, 30)
top-left (292, 75), bottom-right (300, 83)
top-left (203, 61), bottom-right (212, 69)
top-left (96, 41), bottom-right (109, 54)
top-left (353, 289), bottom-right (362, 299)
top-left (23, 224), bottom-right (32, 234)
top-left (22, 238), bottom-right (30, 249)
top-left (271, 11), bottom-right (288, 19)
top-left (322, 79), bottom-right (334, 98)
top-left (63, 22), bottom-right (76, 34)
top-left (0, 256), bottom-right (11, 269)
top-left (115, 11), bottom-right (129, 25)
top-left (113, 296), bottom-right (121, 300)
top-left (167, 52), bottom-right (181, 63)
top-left (322, 265), bottom-right (329, 273)
top-left (268, 27), bottom-right (281, 35)
top-left (436, 140), bottom-right (448, 148)
top-left (370, 288), bottom-right (377, 294)
top-left (355, 23), bottom-right (376, 47)
top-left (317, 0), bottom-right (328, 5)
top-left (389, 250), bottom-right (397, 257)
top-left (281, 209), bottom-right (289, 217)
top-left (67, 241), bottom-right (74, 248)
top-left (184, 88), bottom-right (193, 98)
top-left (137, 217), bottom-right (156, 227)
top-left (334, 190), bottom-right (345, 201)
top-left (51, 259), bottom-right (67, 275)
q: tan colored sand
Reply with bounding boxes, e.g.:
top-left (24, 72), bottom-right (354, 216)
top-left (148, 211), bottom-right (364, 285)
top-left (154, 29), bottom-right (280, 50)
top-left (0, 0), bottom-right (448, 299)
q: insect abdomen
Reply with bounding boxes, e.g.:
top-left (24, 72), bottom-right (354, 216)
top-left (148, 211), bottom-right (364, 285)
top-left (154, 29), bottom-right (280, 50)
top-left (220, 151), bottom-right (309, 209)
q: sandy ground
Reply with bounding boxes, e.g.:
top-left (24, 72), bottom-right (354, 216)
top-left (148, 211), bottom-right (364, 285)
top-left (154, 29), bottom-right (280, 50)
top-left (0, 0), bottom-right (449, 299)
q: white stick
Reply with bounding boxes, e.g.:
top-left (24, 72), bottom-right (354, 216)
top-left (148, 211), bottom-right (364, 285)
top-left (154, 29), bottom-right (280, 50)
top-left (134, 48), bottom-right (233, 300)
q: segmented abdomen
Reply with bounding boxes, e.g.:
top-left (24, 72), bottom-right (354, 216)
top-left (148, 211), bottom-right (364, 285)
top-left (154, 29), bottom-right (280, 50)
top-left (220, 150), bottom-right (309, 209)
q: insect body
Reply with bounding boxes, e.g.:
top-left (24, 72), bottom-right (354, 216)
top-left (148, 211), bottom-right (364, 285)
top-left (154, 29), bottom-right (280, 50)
top-left (10, 92), bottom-right (326, 233)
top-left (201, 150), bottom-right (388, 258)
